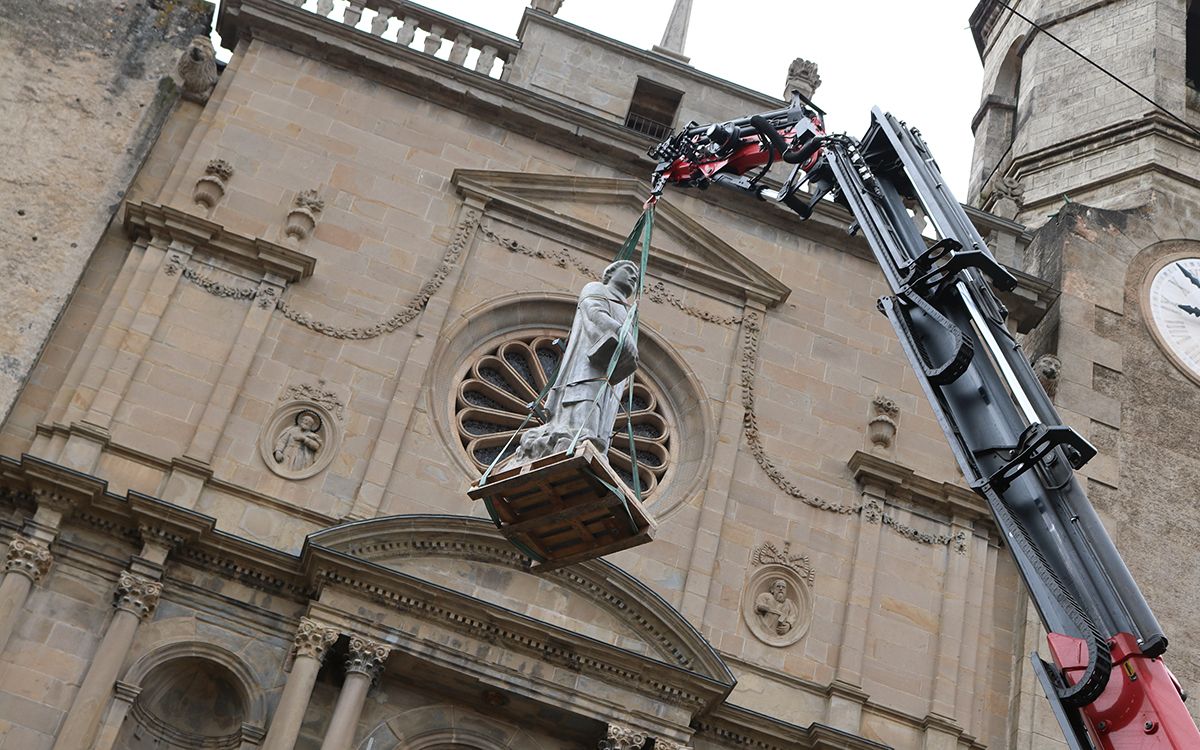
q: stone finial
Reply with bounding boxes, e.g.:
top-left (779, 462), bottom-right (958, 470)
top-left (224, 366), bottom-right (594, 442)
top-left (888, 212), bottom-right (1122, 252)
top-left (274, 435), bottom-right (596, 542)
top-left (114, 571), bottom-right (162, 620)
top-left (176, 36), bottom-right (220, 103)
top-left (1033, 353), bottom-right (1062, 398)
top-left (284, 189), bottom-right (325, 244)
top-left (599, 724), bottom-right (648, 750)
top-left (193, 159), bottom-right (233, 210)
top-left (991, 175), bottom-right (1025, 220)
top-left (345, 636), bottom-right (390, 684)
top-left (784, 58), bottom-right (821, 100)
top-left (530, 0), bottom-right (564, 14)
top-left (293, 618), bottom-right (340, 661)
top-left (651, 0), bottom-right (692, 63)
top-left (867, 396), bottom-right (899, 454)
top-left (5, 537), bottom-right (53, 584)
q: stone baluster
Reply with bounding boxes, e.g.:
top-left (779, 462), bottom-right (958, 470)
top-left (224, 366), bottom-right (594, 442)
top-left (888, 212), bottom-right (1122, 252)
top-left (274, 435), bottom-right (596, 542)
top-left (369, 6), bottom-right (392, 35)
top-left (423, 24), bottom-right (446, 55)
top-left (260, 618), bottom-right (340, 750)
top-left (395, 16), bottom-right (419, 46)
top-left (474, 45), bottom-right (498, 75)
top-left (448, 32), bottom-right (472, 66)
top-left (52, 570), bottom-right (162, 750)
top-left (0, 536), bottom-right (53, 653)
top-left (341, 1), bottom-right (365, 28)
top-left (316, 0), bottom-right (335, 17)
top-left (317, 637), bottom-right (390, 750)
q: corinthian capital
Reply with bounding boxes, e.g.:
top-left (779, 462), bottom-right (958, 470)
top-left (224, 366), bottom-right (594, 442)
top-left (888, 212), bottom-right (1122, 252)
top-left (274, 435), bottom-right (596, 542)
top-left (114, 571), bottom-right (162, 620)
top-left (655, 740), bottom-right (692, 750)
top-left (346, 636), bottom-right (390, 683)
top-left (5, 537), bottom-right (53, 583)
top-left (599, 724), bottom-right (648, 750)
top-left (293, 618), bottom-right (339, 661)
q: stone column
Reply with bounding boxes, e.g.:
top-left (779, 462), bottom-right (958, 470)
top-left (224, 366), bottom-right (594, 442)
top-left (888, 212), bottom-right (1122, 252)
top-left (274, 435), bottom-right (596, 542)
top-left (317, 637), bottom-right (389, 750)
top-left (51, 571), bottom-right (161, 750)
top-left (260, 618), bottom-right (340, 750)
top-left (0, 536), bottom-right (53, 653)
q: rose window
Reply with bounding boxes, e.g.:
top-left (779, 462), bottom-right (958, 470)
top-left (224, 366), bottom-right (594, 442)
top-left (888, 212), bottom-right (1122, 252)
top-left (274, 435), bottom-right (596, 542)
top-left (455, 332), bottom-right (672, 494)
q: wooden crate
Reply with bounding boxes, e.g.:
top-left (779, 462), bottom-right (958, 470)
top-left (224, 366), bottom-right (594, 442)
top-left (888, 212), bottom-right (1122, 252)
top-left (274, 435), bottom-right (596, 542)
top-left (468, 441), bottom-right (656, 571)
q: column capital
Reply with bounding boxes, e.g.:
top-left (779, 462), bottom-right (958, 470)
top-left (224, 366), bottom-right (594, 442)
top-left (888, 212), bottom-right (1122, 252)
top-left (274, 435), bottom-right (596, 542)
top-left (5, 536), bottom-right (53, 583)
top-left (114, 571), bottom-right (162, 620)
top-left (655, 740), bottom-right (692, 750)
top-left (293, 618), bottom-right (339, 661)
top-left (345, 636), bottom-right (390, 683)
top-left (599, 723), bottom-right (648, 750)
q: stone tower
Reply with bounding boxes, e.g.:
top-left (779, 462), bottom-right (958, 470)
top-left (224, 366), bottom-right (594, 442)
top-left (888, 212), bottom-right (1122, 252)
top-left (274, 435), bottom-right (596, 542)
top-left (968, 0), bottom-right (1200, 222)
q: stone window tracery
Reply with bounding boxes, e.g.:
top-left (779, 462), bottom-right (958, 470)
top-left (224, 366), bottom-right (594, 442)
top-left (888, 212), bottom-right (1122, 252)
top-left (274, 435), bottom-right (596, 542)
top-left (455, 332), bottom-right (673, 494)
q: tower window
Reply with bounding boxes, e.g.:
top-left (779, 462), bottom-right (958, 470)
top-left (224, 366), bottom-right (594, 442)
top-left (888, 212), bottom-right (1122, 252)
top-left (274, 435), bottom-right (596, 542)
top-left (624, 78), bottom-right (682, 139)
top-left (1189, 1), bottom-right (1200, 90)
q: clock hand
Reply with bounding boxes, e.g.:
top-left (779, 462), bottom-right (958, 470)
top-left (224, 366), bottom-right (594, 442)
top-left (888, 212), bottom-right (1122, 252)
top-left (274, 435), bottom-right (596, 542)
top-left (1179, 303), bottom-right (1200, 318)
top-left (1177, 263), bottom-right (1200, 293)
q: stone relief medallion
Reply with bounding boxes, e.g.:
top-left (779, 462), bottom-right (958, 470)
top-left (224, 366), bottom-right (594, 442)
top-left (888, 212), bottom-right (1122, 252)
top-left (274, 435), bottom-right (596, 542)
top-left (454, 330), bottom-right (673, 496)
top-left (742, 542), bottom-right (815, 647)
top-left (259, 398), bottom-right (341, 480)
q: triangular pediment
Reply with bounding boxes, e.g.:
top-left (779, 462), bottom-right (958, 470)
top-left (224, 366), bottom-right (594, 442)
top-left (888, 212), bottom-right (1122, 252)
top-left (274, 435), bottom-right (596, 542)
top-left (452, 169), bottom-right (791, 309)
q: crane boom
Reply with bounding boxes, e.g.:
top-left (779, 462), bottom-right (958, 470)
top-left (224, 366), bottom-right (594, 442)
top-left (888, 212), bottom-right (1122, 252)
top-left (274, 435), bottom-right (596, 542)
top-left (649, 97), bottom-right (1200, 749)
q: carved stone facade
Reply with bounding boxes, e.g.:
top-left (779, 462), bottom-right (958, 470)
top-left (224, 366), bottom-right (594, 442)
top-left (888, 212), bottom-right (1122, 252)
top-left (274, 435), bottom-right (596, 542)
top-left (4, 1), bottom-right (1187, 750)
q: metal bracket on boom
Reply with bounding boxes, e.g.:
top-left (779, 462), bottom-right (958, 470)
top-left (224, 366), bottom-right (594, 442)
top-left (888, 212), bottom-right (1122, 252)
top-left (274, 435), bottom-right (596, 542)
top-left (981, 423), bottom-right (1097, 494)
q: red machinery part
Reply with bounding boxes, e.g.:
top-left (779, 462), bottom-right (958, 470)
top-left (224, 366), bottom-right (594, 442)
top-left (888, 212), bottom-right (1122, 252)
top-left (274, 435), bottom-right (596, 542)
top-left (1047, 632), bottom-right (1200, 748)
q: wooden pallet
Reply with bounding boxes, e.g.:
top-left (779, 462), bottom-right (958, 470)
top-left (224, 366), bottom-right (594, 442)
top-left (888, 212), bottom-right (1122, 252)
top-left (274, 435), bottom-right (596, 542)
top-left (469, 441), bottom-right (656, 571)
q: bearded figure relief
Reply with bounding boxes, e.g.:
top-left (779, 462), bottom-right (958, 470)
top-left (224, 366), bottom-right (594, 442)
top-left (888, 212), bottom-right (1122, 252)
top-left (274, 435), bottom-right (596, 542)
top-left (755, 577), bottom-right (800, 636)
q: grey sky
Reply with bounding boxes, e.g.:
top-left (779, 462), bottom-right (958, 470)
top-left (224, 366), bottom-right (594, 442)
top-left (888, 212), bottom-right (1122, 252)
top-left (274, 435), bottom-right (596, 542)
top-left (210, 1), bottom-right (988, 196)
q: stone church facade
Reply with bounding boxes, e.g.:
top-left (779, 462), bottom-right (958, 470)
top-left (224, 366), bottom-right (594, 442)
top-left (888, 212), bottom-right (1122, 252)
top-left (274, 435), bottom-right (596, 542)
top-left (0, 0), bottom-right (1195, 749)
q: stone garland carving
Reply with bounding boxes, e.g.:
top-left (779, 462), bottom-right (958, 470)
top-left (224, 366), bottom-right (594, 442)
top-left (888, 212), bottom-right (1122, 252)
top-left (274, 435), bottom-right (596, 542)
top-left (114, 571), bottom-right (163, 620)
top-left (599, 724), bottom-right (647, 750)
top-left (275, 207), bottom-right (481, 339)
top-left (164, 252), bottom-right (185, 277)
top-left (740, 312), bottom-right (967, 552)
top-left (476, 224), bottom-right (743, 328)
top-left (5, 536), bottom-right (53, 583)
top-left (281, 380), bottom-right (345, 421)
top-left (180, 265), bottom-right (259, 301)
top-left (345, 636), bottom-right (391, 684)
top-left (256, 284), bottom-right (278, 310)
top-left (293, 617), bottom-right (339, 661)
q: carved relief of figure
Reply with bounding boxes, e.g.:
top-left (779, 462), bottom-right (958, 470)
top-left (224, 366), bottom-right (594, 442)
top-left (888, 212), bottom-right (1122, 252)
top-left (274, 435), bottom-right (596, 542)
top-left (176, 36), bottom-right (220, 103)
top-left (754, 578), bottom-right (799, 636)
top-left (273, 410), bottom-right (323, 471)
top-left (511, 260), bottom-right (640, 464)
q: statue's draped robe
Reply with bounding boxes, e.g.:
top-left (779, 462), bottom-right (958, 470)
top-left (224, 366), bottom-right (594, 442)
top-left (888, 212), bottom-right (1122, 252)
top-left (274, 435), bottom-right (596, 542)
top-left (514, 280), bottom-right (633, 461)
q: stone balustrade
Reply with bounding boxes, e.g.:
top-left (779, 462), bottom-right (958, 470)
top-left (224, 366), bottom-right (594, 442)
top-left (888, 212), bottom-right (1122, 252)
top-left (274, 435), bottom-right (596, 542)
top-left (298, 0), bottom-right (521, 79)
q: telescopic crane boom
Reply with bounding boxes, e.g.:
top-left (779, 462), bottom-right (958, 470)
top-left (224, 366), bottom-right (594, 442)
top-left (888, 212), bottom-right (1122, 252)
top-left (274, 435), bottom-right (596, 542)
top-left (647, 95), bottom-right (1200, 750)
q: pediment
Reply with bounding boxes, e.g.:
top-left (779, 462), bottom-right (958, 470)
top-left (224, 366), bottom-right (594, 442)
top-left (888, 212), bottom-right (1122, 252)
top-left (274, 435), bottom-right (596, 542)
top-left (452, 169), bottom-right (791, 309)
top-left (307, 515), bottom-right (733, 688)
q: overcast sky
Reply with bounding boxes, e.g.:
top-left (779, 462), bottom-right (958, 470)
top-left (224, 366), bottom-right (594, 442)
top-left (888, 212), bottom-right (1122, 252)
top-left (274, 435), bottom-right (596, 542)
top-left (211, 1), bottom-right (988, 196)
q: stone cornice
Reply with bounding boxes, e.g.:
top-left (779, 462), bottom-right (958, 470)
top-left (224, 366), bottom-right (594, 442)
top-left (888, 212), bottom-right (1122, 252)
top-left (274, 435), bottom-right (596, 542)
top-left (123, 201), bottom-right (317, 283)
top-left (847, 451), bottom-right (993, 529)
top-left (696, 703), bottom-right (890, 750)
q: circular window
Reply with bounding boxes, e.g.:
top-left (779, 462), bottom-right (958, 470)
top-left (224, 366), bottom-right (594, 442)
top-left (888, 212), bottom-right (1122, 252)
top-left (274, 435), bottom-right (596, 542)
top-left (455, 332), bottom-right (673, 495)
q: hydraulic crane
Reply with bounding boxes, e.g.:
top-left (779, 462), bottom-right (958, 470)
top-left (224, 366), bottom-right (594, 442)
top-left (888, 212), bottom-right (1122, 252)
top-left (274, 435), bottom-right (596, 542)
top-left (647, 94), bottom-right (1200, 750)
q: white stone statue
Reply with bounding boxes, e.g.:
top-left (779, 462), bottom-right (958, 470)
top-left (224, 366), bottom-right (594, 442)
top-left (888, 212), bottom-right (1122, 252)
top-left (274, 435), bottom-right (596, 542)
top-left (755, 578), bottom-right (799, 636)
top-left (273, 410), bottom-right (323, 471)
top-left (511, 260), bottom-right (640, 464)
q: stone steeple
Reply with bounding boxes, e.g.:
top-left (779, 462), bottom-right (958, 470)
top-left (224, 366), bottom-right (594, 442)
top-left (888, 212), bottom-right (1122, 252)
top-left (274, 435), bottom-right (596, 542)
top-left (651, 0), bottom-right (692, 64)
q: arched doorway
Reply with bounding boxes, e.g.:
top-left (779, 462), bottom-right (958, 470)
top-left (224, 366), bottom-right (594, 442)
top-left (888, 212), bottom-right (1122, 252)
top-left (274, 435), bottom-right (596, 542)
top-left (114, 656), bottom-right (249, 749)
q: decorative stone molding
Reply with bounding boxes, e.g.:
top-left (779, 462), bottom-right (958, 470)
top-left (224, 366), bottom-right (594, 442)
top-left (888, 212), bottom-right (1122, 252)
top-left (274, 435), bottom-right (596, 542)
top-left (259, 398), bottom-right (341, 480)
top-left (277, 207), bottom-right (480, 338)
top-left (784, 57), bottom-right (821, 99)
top-left (345, 636), bottom-right (390, 683)
top-left (530, 0), bottom-right (565, 14)
top-left (743, 541), bottom-right (814, 647)
top-left (193, 158), bottom-right (233, 209)
top-left (1033, 353), bottom-right (1062, 398)
top-left (280, 380), bottom-right (345, 421)
top-left (114, 571), bottom-right (162, 620)
top-left (867, 396), bottom-right (899, 454)
top-left (991, 175), bottom-right (1025, 220)
top-left (599, 723), bottom-right (647, 750)
top-left (284, 189), bottom-right (325, 243)
top-left (180, 264), bottom-right (258, 300)
top-left (176, 36), bottom-right (220, 103)
top-left (292, 618), bottom-right (339, 661)
top-left (256, 282), bottom-right (279, 310)
top-left (655, 740), bottom-right (692, 750)
top-left (163, 252), bottom-right (185, 277)
top-left (4, 536), bottom-right (52, 583)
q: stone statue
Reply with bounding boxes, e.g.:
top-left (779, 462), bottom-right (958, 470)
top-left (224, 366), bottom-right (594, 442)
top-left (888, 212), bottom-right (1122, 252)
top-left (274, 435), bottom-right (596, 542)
top-left (784, 58), bottom-right (821, 100)
top-left (273, 410), bottom-right (323, 471)
top-left (755, 578), bottom-right (799, 636)
top-left (511, 260), bottom-right (640, 464)
top-left (176, 36), bottom-right (220, 103)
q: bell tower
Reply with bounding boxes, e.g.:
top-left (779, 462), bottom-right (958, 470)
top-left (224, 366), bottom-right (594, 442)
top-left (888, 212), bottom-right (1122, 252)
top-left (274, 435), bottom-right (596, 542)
top-left (967, 0), bottom-right (1200, 225)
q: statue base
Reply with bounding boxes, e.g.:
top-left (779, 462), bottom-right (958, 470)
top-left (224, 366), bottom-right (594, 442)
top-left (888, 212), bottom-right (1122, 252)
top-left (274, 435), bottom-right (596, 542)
top-left (468, 441), bottom-right (656, 571)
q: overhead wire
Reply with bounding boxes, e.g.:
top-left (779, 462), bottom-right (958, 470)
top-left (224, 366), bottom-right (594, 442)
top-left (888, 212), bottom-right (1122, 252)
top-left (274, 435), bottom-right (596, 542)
top-left (981, 0), bottom-right (1200, 192)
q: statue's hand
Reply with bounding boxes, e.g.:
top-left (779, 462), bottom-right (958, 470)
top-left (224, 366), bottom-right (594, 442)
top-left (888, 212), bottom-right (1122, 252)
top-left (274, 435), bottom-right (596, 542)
top-left (272, 449), bottom-right (283, 463)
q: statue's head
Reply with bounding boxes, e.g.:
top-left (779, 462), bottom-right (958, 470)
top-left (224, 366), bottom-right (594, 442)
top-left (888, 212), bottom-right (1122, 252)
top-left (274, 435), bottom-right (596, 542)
top-left (296, 410), bottom-right (322, 432)
top-left (602, 260), bottom-right (639, 297)
top-left (770, 578), bottom-right (788, 602)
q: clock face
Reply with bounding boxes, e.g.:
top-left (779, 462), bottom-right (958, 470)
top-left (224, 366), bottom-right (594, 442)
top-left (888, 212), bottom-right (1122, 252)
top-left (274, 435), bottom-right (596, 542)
top-left (1146, 256), bottom-right (1200, 383)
